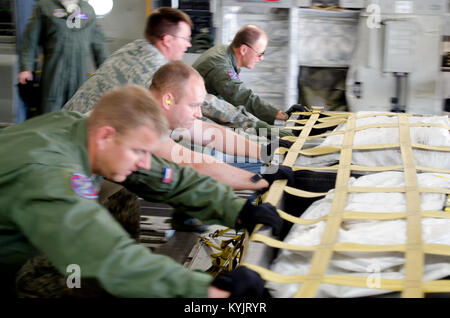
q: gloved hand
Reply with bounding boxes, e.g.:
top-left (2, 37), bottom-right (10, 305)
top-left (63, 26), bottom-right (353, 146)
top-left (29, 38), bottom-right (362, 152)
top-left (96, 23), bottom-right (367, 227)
top-left (256, 121), bottom-right (294, 138)
top-left (236, 200), bottom-right (282, 236)
top-left (286, 104), bottom-right (310, 116)
top-left (279, 128), bottom-right (294, 138)
top-left (255, 120), bottom-right (273, 136)
top-left (262, 165), bottom-right (295, 187)
top-left (260, 138), bottom-right (293, 163)
top-left (211, 266), bottom-right (269, 297)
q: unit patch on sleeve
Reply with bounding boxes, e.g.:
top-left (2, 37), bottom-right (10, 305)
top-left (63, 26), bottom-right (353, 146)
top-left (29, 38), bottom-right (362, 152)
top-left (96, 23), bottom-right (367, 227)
top-left (227, 69), bottom-right (240, 81)
top-left (74, 12), bottom-right (89, 20)
top-left (70, 173), bottom-right (99, 199)
top-left (53, 9), bottom-right (68, 18)
top-left (162, 168), bottom-right (173, 184)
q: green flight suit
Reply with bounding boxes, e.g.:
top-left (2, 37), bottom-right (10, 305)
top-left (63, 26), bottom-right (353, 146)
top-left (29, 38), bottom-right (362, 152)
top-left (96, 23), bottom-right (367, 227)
top-left (0, 111), bottom-right (245, 297)
top-left (192, 45), bottom-right (280, 125)
top-left (20, 0), bottom-right (108, 113)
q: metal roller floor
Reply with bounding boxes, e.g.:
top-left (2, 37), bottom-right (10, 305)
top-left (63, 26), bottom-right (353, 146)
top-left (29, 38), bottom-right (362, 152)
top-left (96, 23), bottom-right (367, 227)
top-left (138, 190), bottom-right (254, 268)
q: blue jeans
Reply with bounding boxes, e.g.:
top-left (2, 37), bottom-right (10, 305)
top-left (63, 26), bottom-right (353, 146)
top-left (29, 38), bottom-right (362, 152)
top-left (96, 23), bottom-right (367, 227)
top-left (210, 149), bottom-right (265, 174)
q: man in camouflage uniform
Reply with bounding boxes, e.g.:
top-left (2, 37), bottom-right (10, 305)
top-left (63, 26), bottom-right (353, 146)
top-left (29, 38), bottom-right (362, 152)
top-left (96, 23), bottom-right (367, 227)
top-left (18, 0), bottom-right (108, 114)
top-left (192, 25), bottom-right (289, 125)
top-left (62, 7), bottom-right (288, 137)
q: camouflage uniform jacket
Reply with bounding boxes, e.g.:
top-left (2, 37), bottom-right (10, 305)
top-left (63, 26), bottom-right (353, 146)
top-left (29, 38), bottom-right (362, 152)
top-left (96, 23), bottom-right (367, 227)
top-left (62, 39), bottom-right (260, 131)
top-left (192, 45), bottom-right (280, 125)
top-left (0, 111), bottom-right (245, 297)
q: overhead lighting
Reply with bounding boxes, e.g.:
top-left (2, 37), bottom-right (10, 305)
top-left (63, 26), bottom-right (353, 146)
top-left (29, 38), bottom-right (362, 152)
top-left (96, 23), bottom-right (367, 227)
top-left (88, 0), bottom-right (114, 17)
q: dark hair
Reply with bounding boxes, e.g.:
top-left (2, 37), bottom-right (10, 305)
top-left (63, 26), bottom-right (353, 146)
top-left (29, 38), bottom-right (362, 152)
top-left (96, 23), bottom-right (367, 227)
top-left (145, 7), bottom-right (193, 43)
top-left (231, 24), bottom-right (265, 49)
top-left (150, 61), bottom-right (203, 102)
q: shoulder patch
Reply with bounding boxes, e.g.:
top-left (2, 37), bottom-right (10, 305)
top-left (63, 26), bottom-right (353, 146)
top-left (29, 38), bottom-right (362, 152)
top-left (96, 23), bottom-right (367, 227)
top-left (53, 9), bottom-right (68, 18)
top-left (70, 173), bottom-right (98, 200)
top-left (74, 12), bottom-right (89, 20)
top-left (162, 168), bottom-right (173, 184)
top-left (227, 69), bottom-right (240, 81)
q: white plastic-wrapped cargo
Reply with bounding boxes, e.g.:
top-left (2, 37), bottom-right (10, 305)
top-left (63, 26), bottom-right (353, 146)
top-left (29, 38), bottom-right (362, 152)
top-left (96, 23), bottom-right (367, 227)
top-left (266, 171), bottom-right (450, 298)
top-left (295, 113), bottom-right (450, 170)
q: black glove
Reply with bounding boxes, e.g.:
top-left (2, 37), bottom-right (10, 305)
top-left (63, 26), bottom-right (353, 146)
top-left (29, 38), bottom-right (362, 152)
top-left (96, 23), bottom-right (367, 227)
top-left (211, 267), bottom-right (269, 297)
top-left (260, 138), bottom-right (293, 163)
top-left (286, 104), bottom-right (309, 116)
top-left (236, 200), bottom-right (282, 236)
top-left (262, 165), bottom-right (295, 187)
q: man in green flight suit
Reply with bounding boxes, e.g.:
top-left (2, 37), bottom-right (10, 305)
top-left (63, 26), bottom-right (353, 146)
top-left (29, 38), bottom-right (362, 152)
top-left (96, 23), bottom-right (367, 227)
top-left (0, 85), bottom-right (282, 298)
top-left (192, 24), bottom-right (289, 125)
top-left (18, 0), bottom-right (109, 113)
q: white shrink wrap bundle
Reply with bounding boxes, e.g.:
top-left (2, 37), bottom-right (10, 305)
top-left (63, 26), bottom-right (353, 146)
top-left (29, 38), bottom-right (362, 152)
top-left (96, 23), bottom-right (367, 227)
top-left (296, 114), bottom-right (450, 170)
top-left (267, 171), bottom-right (450, 298)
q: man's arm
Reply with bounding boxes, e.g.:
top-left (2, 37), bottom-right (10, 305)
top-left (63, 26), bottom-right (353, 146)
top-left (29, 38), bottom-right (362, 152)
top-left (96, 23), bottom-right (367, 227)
top-left (11, 166), bottom-right (212, 298)
top-left (201, 94), bottom-right (260, 131)
top-left (90, 22), bottom-right (109, 68)
top-left (18, 4), bottom-right (43, 83)
top-left (189, 119), bottom-right (261, 160)
top-left (123, 155), bottom-right (249, 225)
top-left (154, 138), bottom-right (268, 190)
top-left (205, 67), bottom-right (280, 124)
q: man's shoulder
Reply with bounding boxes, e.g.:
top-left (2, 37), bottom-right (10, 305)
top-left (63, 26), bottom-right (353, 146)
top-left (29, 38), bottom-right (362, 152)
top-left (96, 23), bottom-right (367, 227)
top-left (1, 112), bottom-right (85, 145)
top-left (63, 40), bottom-right (165, 113)
top-left (36, 0), bottom-right (59, 15)
top-left (111, 40), bottom-right (164, 62)
top-left (4, 111), bottom-right (83, 132)
top-left (0, 113), bottom-right (87, 176)
top-left (92, 39), bottom-right (165, 80)
top-left (193, 45), bottom-right (231, 71)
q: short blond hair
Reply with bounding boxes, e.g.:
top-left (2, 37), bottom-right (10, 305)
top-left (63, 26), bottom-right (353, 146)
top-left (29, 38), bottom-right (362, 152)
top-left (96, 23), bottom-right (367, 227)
top-left (88, 85), bottom-right (168, 137)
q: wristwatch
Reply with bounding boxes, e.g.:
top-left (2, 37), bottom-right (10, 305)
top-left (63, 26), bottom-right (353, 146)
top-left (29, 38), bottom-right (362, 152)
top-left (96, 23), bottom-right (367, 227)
top-left (250, 173), bottom-right (263, 183)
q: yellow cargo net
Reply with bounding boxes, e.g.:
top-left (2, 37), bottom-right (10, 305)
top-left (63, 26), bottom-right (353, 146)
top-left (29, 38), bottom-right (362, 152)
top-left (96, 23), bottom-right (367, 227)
top-left (242, 109), bottom-right (450, 298)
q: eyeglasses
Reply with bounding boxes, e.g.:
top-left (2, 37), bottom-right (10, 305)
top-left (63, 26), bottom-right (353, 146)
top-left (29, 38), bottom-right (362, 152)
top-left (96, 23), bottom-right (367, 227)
top-left (243, 42), bottom-right (265, 58)
top-left (169, 34), bottom-right (192, 42)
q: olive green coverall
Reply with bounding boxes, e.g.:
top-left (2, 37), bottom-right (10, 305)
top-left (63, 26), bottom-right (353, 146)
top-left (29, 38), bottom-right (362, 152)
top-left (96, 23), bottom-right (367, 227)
top-left (192, 45), bottom-right (280, 125)
top-left (20, 0), bottom-right (108, 113)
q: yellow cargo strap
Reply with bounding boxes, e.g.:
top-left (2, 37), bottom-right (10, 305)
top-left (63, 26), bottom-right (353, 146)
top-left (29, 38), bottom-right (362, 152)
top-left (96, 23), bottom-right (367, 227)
top-left (263, 108), bottom-right (322, 207)
top-left (278, 143), bottom-right (450, 157)
top-left (397, 114), bottom-right (423, 297)
top-left (277, 208), bottom-right (450, 225)
top-left (292, 164), bottom-right (450, 174)
top-left (241, 110), bottom-right (450, 298)
top-left (295, 113), bottom-right (357, 297)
